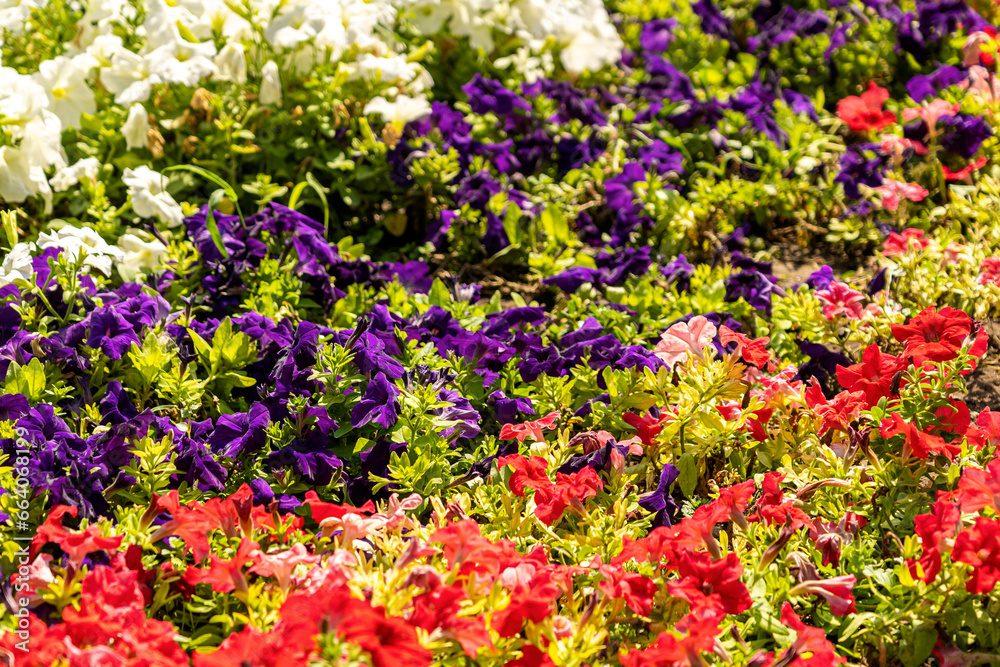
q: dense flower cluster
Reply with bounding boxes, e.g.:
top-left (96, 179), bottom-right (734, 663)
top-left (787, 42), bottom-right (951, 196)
top-left (6, 0), bottom-right (1000, 666)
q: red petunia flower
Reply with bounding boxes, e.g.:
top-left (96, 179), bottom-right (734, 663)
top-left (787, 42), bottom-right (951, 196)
top-left (720, 326), bottom-right (773, 369)
top-left (836, 345), bottom-right (906, 408)
top-left (499, 411), bottom-right (560, 442)
top-left (746, 473), bottom-right (810, 530)
top-left (597, 563), bottom-right (660, 616)
top-left (491, 579), bottom-right (561, 637)
top-left (779, 603), bottom-right (847, 666)
top-left (907, 500), bottom-right (960, 584)
top-left (498, 454), bottom-right (551, 497)
top-left (805, 382), bottom-right (867, 435)
top-left (953, 516), bottom-right (1000, 594)
top-left (184, 539), bottom-right (259, 594)
top-left (890, 306), bottom-right (982, 364)
top-left (967, 407), bottom-right (1000, 450)
top-left (879, 412), bottom-right (959, 460)
top-left (943, 155), bottom-right (988, 181)
top-left (623, 410), bottom-right (670, 447)
top-left (667, 552), bottom-right (752, 615)
top-left (409, 583), bottom-right (492, 658)
top-left (836, 82), bottom-right (897, 132)
top-left (957, 459), bottom-right (1000, 515)
top-left (533, 467), bottom-right (603, 525)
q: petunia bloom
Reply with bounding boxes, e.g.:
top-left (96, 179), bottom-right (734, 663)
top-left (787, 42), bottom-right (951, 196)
top-left (836, 82), bottom-right (896, 132)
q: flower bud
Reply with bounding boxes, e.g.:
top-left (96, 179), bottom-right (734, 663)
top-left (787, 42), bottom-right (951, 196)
top-left (260, 60), bottom-right (283, 107)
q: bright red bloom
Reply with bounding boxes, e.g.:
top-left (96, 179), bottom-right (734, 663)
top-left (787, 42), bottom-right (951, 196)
top-left (613, 526), bottom-right (686, 571)
top-left (716, 400), bottom-right (773, 442)
top-left (667, 552), bottom-right (752, 615)
top-left (788, 575), bottom-right (857, 616)
top-left (193, 625), bottom-right (307, 667)
top-left (499, 411), bottom-right (560, 442)
top-left (836, 345), bottom-right (905, 407)
top-left (533, 467), bottom-right (603, 525)
top-left (623, 410), bottom-right (669, 447)
top-left (957, 459), bottom-right (1000, 514)
top-left (720, 326), bottom-right (772, 369)
top-left (30, 505), bottom-right (123, 565)
top-left (597, 564), bottom-right (660, 616)
top-left (505, 645), bottom-right (556, 667)
top-left (281, 584), bottom-right (431, 667)
top-left (491, 579), bottom-right (561, 637)
top-left (716, 479), bottom-right (756, 529)
top-left (805, 382), bottom-right (867, 435)
top-left (908, 500), bottom-right (961, 584)
top-left (672, 501), bottom-right (731, 558)
top-left (619, 607), bottom-right (722, 667)
top-left (891, 306), bottom-right (983, 364)
top-left (748, 473), bottom-right (810, 529)
top-left (303, 490), bottom-right (376, 522)
top-left (837, 82), bottom-right (896, 132)
top-left (150, 488), bottom-right (258, 560)
top-left (943, 156), bottom-right (988, 181)
top-left (879, 412), bottom-right (959, 460)
top-left (780, 603), bottom-right (846, 666)
top-left (883, 228), bottom-right (929, 256)
top-left (967, 407), bottom-right (1000, 450)
top-left (498, 454), bottom-right (551, 497)
top-left (184, 539), bottom-right (258, 594)
top-left (431, 519), bottom-right (508, 574)
top-left (953, 517), bottom-right (1000, 594)
top-left (409, 583), bottom-right (492, 657)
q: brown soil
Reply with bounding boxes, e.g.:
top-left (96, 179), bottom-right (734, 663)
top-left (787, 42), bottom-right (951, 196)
top-left (963, 319), bottom-right (1000, 414)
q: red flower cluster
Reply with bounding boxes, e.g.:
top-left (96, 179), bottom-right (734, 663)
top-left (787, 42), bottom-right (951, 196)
top-left (499, 454), bottom-right (604, 524)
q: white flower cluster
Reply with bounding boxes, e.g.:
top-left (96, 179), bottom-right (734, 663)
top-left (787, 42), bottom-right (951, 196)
top-left (394, 0), bottom-right (623, 74)
top-left (0, 223), bottom-right (167, 287)
top-left (1, 0), bottom-right (621, 208)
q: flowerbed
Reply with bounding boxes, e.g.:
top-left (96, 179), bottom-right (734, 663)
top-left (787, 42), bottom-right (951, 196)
top-left (7, 0), bottom-right (1000, 665)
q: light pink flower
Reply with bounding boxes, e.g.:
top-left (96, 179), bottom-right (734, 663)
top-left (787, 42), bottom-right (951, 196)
top-left (961, 65), bottom-right (1000, 101)
top-left (902, 99), bottom-right (961, 137)
top-left (249, 542), bottom-right (321, 592)
top-left (880, 135), bottom-right (927, 158)
top-left (653, 315), bottom-right (717, 368)
top-left (873, 179), bottom-right (929, 211)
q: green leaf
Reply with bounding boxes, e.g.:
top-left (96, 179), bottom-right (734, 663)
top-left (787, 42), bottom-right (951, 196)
top-left (540, 205), bottom-right (569, 246)
top-left (677, 452), bottom-right (698, 498)
top-left (204, 188), bottom-right (229, 258)
top-left (428, 278), bottom-right (451, 307)
top-left (4, 357), bottom-right (46, 403)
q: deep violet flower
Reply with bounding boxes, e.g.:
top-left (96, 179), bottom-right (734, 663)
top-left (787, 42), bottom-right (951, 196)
top-left (662, 255), bottom-right (695, 292)
top-left (641, 18), bottom-right (679, 52)
top-left (86, 308), bottom-right (141, 360)
top-left (208, 403), bottom-right (271, 459)
top-left (638, 464), bottom-right (681, 527)
top-left (463, 74), bottom-right (531, 116)
top-left (351, 372), bottom-right (400, 429)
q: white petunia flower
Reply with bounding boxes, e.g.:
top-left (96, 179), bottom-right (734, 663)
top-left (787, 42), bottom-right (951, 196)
top-left (122, 103), bottom-right (149, 151)
top-left (36, 225), bottom-right (123, 276)
top-left (117, 232), bottom-right (168, 280)
top-left (364, 94), bottom-right (431, 126)
top-left (0, 242), bottom-right (35, 287)
top-left (123, 166), bottom-right (184, 227)
top-left (50, 157), bottom-right (101, 192)
top-left (32, 54), bottom-right (97, 129)
top-left (259, 60), bottom-right (283, 106)
top-left (214, 42), bottom-right (247, 85)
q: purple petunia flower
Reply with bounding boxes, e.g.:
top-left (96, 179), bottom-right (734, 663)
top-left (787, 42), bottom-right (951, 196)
top-left (638, 463), bottom-right (681, 527)
top-left (351, 372), bottom-right (400, 429)
top-left (208, 403), bottom-right (271, 459)
top-left (463, 74), bottom-right (532, 116)
top-left (662, 254), bottom-right (695, 292)
top-left (640, 18), bottom-right (680, 53)
top-left (86, 308), bottom-right (141, 360)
